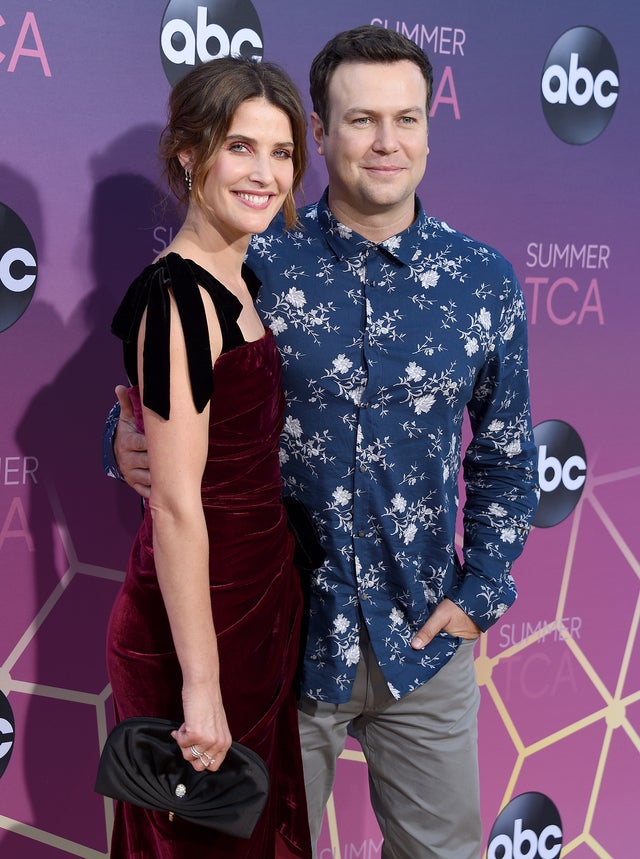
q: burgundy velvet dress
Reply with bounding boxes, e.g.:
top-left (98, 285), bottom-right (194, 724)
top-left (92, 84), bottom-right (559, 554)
top-left (107, 253), bottom-right (311, 859)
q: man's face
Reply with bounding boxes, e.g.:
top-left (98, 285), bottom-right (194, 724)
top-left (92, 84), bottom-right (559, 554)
top-left (311, 60), bottom-right (429, 233)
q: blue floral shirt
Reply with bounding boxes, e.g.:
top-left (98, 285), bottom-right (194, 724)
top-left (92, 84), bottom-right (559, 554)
top-left (248, 191), bottom-right (538, 703)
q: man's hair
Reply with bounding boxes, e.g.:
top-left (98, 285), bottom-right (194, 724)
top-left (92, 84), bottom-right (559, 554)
top-left (159, 56), bottom-right (307, 229)
top-left (309, 25), bottom-right (434, 129)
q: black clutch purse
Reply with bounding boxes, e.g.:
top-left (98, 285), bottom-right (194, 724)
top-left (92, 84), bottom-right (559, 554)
top-left (95, 717), bottom-right (269, 838)
top-left (282, 495), bottom-right (326, 572)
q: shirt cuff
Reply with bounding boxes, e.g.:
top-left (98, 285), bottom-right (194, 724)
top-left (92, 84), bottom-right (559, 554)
top-left (448, 567), bottom-right (517, 632)
top-left (102, 402), bottom-right (124, 481)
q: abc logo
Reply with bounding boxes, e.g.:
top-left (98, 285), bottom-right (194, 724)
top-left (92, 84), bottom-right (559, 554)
top-left (487, 792), bottom-right (562, 859)
top-left (0, 203), bottom-right (38, 333)
top-left (160, 0), bottom-right (264, 85)
top-left (0, 691), bottom-right (15, 779)
top-left (533, 420), bottom-right (586, 528)
top-left (541, 26), bottom-right (619, 144)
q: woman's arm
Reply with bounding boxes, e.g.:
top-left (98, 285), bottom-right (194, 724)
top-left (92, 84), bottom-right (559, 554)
top-left (139, 287), bottom-right (231, 770)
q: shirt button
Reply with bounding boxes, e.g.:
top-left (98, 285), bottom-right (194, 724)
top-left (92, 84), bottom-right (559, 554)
top-left (361, 593), bottom-right (369, 601)
top-left (357, 530), bottom-right (365, 537)
top-left (359, 465), bottom-right (367, 473)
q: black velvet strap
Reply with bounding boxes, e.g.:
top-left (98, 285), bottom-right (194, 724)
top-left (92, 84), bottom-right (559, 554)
top-left (111, 253), bottom-right (261, 420)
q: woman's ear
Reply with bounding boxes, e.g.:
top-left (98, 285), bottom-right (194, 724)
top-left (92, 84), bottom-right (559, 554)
top-left (178, 151), bottom-right (192, 170)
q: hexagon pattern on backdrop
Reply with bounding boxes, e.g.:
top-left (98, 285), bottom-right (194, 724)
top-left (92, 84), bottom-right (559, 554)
top-left (3, 462), bottom-right (634, 856)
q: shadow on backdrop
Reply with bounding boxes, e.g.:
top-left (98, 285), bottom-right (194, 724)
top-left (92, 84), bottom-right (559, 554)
top-left (7, 126), bottom-right (179, 857)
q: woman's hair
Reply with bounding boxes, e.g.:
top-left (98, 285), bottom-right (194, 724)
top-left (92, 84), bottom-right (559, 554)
top-left (159, 56), bottom-right (307, 229)
top-left (310, 25), bottom-right (434, 130)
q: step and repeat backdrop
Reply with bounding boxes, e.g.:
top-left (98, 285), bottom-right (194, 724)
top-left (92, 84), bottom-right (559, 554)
top-left (0, 1), bottom-right (637, 857)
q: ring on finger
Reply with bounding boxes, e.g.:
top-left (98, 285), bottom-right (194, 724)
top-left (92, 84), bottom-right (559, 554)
top-left (190, 745), bottom-right (202, 760)
top-left (201, 752), bottom-right (215, 767)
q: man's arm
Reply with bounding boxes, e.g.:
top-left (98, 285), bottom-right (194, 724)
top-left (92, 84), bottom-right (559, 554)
top-left (411, 265), bottom-right (538, 649)
top-left (452, 267), bottom-right (539, 629)
top-left (102, 385), bottom-right (151, 499)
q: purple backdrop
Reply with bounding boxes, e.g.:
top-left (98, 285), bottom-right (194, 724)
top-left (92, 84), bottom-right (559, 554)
top-left (0, 1), bottom-right (638, 857)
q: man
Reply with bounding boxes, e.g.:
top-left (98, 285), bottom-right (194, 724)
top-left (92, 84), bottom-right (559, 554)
top-left (106, 25), bottom-right (538, 859)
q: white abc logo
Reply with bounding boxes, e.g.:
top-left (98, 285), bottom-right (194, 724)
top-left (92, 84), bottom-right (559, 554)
top-left (0, 718), bottom-right (13, 760)
top-left (0, 201), bottom-right (38, 332)
top-left (537, 444), bottom-right (586, 493)
top-left (0, 247), bottom-right (37, 293)
top-left (540, 27), bottom-right (619, 144)
top-left (542, 52), bottom-right (619, 108)
top-left (488, 818), bottom-right (562, 859)
top-left (161, 5), bottom-right (263, 67)
top-left (532, 420), bottom-right (586, 528)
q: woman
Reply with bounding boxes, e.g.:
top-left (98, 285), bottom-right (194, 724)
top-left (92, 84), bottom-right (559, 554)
top-left (107, 57), bottom-right (310, 859)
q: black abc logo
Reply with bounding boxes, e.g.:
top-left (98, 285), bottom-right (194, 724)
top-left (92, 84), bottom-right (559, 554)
top-left (0, 691), bottom-right (15, 779)
top-left (541, 26), bottom-right (619, 144)
top-left (487, 792), bottom-right (563, 859)
top-left (160, 0), bottom-right (264, 85)
top-left (533, 420), bottom-right (586, 528)
top-left (0, 203), bottom-right (38, 333)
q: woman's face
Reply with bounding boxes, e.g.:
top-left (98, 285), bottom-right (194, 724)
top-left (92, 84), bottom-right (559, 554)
top-left (198, 97), bottom-right (295, 241)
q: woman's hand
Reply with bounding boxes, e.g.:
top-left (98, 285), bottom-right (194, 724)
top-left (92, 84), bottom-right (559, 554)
top-left (171, 683), bottom-right (232, 772)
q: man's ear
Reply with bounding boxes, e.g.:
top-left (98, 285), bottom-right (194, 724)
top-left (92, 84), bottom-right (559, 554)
top-left (310, 113), bottom-right (325, 155)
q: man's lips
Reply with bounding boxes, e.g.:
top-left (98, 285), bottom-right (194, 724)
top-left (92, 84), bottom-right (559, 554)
top-left (362, 164), bottom-right (406, 174)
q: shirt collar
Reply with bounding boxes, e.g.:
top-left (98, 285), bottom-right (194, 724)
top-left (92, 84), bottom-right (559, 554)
top-left (314, 188), bottom-right (427, 266)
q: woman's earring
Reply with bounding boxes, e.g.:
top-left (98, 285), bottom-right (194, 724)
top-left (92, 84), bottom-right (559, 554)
top-left (184, 168), bottom-right (192, 192)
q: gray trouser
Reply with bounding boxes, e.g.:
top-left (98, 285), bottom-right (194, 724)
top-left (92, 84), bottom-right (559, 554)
top-left (297, 631), bottom-right (481, 859)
